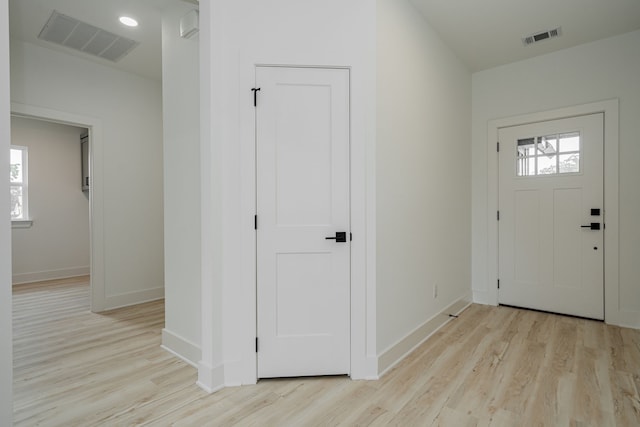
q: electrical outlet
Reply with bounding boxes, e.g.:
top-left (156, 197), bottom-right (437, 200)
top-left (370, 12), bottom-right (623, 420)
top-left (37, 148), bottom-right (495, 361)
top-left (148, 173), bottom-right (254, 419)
top-left (433, 283), bottom-right (438, 299)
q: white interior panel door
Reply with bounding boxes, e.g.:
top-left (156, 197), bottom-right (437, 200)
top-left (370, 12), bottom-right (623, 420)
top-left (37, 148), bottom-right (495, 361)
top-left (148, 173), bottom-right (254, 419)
top-left (498, 113), bottom-right (604, 319)
top-left (256, 66), bottom-right (350, 378)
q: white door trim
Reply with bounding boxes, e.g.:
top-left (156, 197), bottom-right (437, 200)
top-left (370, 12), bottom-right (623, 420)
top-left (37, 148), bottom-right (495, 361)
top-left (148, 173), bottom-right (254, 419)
top-left (10, 102), bottom-right (106, 312)
top-left (198, 39), bottom-right (377, 390)
top-left (486, 99), bottom-right (621, 325)
top-left (235, 62), bottom-right (376, 385)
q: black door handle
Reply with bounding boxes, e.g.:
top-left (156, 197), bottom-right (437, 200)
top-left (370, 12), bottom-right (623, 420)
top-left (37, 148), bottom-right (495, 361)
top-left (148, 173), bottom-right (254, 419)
top-left (325, 232), bottom-right (347, 243)
top-left (581, 223), bottom-right (600, 230)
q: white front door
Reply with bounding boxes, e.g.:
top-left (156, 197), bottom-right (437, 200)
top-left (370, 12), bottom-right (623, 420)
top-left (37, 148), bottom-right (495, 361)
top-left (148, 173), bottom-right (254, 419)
top-left (498, 113), bottom-right (604, 319)
top-left (256, 66), bottom-right (350, 378)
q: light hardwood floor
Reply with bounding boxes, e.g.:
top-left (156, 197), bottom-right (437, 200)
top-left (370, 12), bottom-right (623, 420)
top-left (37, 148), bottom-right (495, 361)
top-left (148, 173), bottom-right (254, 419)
top-left (13, 278), bottom-right (640, 426)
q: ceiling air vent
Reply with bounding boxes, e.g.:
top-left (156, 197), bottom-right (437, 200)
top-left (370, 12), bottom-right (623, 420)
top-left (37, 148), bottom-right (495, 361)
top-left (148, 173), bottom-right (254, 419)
top-left (38, 11), bottom-right (139, 62)
top-left (522, 27), bottom-right (562, 46)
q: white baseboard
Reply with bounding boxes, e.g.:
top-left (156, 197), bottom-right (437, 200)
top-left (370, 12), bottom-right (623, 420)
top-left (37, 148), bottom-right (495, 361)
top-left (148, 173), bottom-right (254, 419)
top-left (614, 311), bottom-right (640, 330)
top-left (161, 329), bottom-right (201, 367)
top-left (377, 292), bottom-right (472, 377)
top-left (102, 287), bottom-right (165, 311)
top-left (197, 361), bottom-right (225, 394)
top-left (472, 289), bottom-right (496, 306)
top-left (12, 266), bottom-right (90, 285)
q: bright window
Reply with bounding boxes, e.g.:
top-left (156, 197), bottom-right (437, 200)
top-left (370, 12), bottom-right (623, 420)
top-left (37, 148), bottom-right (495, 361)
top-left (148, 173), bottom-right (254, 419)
top-left (516, 132), bottom-right (581, 177)
top-left (10, 145), bottom-right (29, 220)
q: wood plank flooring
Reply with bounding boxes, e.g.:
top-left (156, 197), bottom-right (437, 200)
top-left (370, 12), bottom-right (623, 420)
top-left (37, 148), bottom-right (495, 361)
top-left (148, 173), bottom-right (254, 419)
top-left (13, 278), bottom-right (640, 426)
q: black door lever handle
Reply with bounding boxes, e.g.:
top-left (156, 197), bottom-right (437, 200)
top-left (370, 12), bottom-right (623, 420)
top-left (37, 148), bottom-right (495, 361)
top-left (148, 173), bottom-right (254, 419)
top-left (325, 232), bottom-right (347, 243)
top-left (581, 223), bottom-right (600, 230)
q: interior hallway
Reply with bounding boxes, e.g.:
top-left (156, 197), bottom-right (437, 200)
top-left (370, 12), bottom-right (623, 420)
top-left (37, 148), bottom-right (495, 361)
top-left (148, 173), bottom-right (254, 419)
top-left (12, 278), bottom-right (640, 426)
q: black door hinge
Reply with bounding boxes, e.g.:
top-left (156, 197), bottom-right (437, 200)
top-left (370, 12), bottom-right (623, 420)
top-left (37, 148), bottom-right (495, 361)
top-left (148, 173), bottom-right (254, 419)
top-left (251, 88), bottom-right (261, 107)
top-left (497, 210), bottom-right (500, 221)
top-left (497, 142), bottom-right (500, 152)
top-left (350, 232), bottom-right (353, 241)
top-left (497, 279), bottom-right (500, 289)
top-left (254, 215), bottom-right (257, 230)
top-left (255, 337), bottom-right (259, 352)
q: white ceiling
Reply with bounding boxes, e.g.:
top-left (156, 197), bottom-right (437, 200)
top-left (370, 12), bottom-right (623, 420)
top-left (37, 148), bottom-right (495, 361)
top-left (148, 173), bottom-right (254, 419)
top-left (8, 0), bottom-right (184, 82)
top-left (9, 0), bottom-right (640, 79)
top-left (411, 0), bottom-right (640, 71)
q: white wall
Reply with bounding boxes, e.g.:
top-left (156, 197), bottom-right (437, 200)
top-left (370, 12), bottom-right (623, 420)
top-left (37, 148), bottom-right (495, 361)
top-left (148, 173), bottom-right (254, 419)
top-left (198, 0), bottom-right (377, 390)
top-left (10, 40), bottom-right (164, 309)
top-left (161, 3), bottom-right (201, 365)
top-left (472, 30), bottom-right (640, 328)
top-left (11, 117), bottom-right (90, 284)
top-left (0, 0), bottom-right (13, 421)
top-left (376, 0), bottom-right (472, 361)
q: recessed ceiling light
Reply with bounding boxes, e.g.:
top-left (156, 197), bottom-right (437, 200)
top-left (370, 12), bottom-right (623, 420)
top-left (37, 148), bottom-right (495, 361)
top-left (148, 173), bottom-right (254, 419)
top-left (119, 16), bottom-right (138, 27)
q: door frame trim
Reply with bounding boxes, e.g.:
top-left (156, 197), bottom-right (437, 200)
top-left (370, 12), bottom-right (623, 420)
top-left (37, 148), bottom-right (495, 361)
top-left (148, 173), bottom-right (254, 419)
top-left (232, 62), bottom-right (376, 385)
top-left (486, 99), bottom-right (620, 325)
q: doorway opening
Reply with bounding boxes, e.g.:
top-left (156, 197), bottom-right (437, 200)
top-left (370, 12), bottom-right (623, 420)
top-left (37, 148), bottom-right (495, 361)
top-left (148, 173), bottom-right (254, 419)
top-left (10, 115), bottom-right (91, 297)
top-left (10, 104), bottom-right (105, 312)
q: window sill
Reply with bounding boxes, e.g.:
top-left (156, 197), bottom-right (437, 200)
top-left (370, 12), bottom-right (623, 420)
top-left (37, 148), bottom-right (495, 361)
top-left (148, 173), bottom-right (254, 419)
top-left (12, 219), bottom-right (33, 229)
